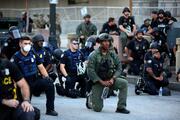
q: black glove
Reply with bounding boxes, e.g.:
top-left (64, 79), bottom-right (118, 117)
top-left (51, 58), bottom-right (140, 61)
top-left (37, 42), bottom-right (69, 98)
top-left (44, 76), bottom-right (54, 83)
top-left (65, 75), bottom-right (71, 82)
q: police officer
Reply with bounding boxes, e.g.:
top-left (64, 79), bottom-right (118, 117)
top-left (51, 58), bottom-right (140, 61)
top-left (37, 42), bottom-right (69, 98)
top-left (151, 27), bottom-right (171, 56)
top-left (144, 42), bottom-right (159, 63)
top-left (125, 29), bottom-right (149, 75)
top-left (60, 37), bottom-right (86, 98)
top-left (11, 36), bottom-right (58, 116)
top-left (0, 44), bottom-right (35, 120)
top-left (143, 50), bottom-right (169, 95)
top-left (32, 34), bottom-right (57, 81)
top-left (80, 35), bottom-right (97, 61)
top-left (76, 14), bottom-right (97, 48)
top-left (1, 26), bottom-right (21, 59)
top-left (86, 33), bottom-right (130, 114)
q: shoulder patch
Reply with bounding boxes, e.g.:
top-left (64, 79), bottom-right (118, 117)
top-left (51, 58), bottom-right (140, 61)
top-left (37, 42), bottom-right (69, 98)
top-left (10, 58), bottom-right (14, 62)
top-left (147, 60), bottom-right (152, 64)
top-left (61, 54), bottom-right (64, 58)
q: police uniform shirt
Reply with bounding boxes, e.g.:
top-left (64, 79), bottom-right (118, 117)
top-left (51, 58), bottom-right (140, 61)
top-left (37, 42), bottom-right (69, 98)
top-left (0, 59), bottom-right (23, 104)
top-left (12, 50), bottom-right (42, 78)
top-left (61, 49), bottom-right (85, 75)
top-left (33, 47), bottom-right (52, 68)
top-left (126, 39), bottom-right (149, 60)
top-left (118, 16), bottom-right (135, 32)
top-left (144, 57), bottom-right (164, 78)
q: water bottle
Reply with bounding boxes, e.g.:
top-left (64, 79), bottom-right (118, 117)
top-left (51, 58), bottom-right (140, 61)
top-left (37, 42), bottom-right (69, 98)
top-left (159, 87), bottom-right (163, 96)
top-left (101, 87), bottom-right (109, 99)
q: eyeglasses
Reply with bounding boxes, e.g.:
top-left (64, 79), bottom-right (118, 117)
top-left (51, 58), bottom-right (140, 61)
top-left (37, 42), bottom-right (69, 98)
top-left (72, 43), bottom-right (79, 45)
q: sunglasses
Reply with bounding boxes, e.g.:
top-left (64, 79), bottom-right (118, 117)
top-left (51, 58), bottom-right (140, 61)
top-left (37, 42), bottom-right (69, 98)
top-left (72, 42), bottom-right (79, 45)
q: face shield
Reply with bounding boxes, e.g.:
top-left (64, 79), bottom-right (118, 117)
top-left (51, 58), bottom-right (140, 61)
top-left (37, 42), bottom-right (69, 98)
top-left (9, 27), bottom-right (21, 39)
top-left (85, 41), bottom-right (93, 48)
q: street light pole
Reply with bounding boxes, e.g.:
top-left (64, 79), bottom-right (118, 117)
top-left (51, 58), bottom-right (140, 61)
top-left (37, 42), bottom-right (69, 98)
top-left (49, 0), bottom-right (58, 49)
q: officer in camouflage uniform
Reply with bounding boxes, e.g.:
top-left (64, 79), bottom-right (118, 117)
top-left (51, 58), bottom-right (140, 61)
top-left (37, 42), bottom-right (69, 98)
top-left (86, 33), bottom-right (130, 114)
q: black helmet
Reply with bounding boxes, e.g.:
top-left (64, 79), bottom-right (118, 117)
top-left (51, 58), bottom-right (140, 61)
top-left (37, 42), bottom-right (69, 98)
top-left (85, 35), bottom-right (97, 48)
top-left (9, 26), bottom-right (21, 39)
top-left (150, 42), bottom-right (158, 49)
top-left (98, 33), bottom-right (113, 42)
top-left (53, 48), bottom-right (63, 60)
top-left (122, 7), bottom-right (130, 13)
top-left (32, 34), bottom-right (44, 43)
top-left (136, 29), bottom-right (144, 35)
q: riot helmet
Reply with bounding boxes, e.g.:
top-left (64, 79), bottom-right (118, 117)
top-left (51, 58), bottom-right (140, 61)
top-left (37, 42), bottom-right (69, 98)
top-left (150, 42), bottom-right (158, 49)
top-left (53, 48), bottom-right (63, 61)
top-left (85, 35), bottom-right (97, 49)
top-left (9, 26), bottom-right (21, 39)
top-left (32, 34), bottom-right (44, 43)
top-left (32, 34), bottom-right (44, 49)
top-left (98, 33), bottom-right (113, 42)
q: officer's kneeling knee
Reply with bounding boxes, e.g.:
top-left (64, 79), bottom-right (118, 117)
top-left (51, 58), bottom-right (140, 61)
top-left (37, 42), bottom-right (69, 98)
top-left (92, 105), bottom-right (103, 112)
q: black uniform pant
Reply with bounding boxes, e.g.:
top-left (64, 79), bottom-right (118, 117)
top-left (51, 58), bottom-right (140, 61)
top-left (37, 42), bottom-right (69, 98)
top-left (65, 75), bottom-right (87, 97)
top-left (129, 59), bottom-right (143, 75)
top-left (0, 105), bottom-right (35, 120)
top-left (26, 76), bottom-right (55, 111)
top-left (144, 77), bottom-right (169, 95)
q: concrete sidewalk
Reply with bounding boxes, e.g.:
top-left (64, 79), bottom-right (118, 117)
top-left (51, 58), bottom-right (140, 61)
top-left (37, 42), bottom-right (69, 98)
top-left (31, 84), bottom-right (180, 120)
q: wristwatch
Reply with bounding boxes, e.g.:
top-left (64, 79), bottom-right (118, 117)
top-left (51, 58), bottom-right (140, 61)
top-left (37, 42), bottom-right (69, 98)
top-left (23, 99), bottom-right (31, 103)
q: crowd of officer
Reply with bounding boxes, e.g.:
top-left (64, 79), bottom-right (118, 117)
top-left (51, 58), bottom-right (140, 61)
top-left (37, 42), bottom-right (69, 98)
top-left (0, 7), bottom-right (179, 119)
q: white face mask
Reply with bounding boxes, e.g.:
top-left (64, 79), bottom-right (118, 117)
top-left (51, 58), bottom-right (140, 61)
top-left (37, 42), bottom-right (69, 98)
top-left (22, 44), bottom-right (31, 52)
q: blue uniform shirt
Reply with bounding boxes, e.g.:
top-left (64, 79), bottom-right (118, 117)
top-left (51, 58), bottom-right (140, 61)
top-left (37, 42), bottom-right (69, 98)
top-left (12, 50), bottom-right (42, 77)
top-left (61, 49), bottom-right (85, 75)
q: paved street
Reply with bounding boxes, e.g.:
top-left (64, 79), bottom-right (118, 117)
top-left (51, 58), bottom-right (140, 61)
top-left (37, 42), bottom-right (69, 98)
top-left (31, 84), bottom-right (180, 120)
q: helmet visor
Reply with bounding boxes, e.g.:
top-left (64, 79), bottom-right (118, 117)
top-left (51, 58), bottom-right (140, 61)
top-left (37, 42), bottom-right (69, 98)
top-left (85, 41), bottom-right (92, 48)
top-left (11, 29), bottom-right (21, 39)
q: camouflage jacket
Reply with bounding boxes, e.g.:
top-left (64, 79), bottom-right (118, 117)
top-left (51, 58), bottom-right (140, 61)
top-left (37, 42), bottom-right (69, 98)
top-left (87, 48), bottom-right (122, 83)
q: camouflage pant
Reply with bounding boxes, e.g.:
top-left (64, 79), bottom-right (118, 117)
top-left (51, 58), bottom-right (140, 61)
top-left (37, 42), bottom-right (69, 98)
top-left (90, 77), bottom-right (128, 112)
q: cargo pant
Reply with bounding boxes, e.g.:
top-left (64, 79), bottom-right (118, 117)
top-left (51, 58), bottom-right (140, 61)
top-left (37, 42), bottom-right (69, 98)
top-left (91, 77), bottom-right (128, 112)
top-left (120, 32), bottom-right (128, 51)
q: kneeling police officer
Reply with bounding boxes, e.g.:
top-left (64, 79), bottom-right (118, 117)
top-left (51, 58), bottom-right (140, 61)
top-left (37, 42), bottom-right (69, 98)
top-left (143, 50), bottom-right (169, 95)
top-left (32, 34), bottom-right (57, 82)
top-left (0, 44), bottom-right (35, 120)
top-left (11, 36), bottom-right (58, 116)
top-left (86, 33), bottom-right (130, 113)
